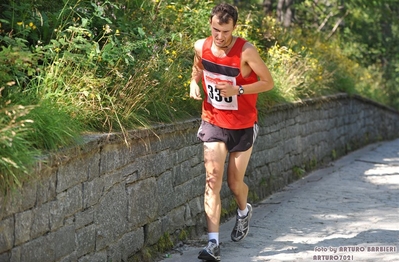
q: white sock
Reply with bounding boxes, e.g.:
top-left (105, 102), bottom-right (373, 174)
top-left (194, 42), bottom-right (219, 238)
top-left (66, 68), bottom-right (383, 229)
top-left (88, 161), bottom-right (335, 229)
top-left (237, 205), bottom-right (249, 217)
top-left (208, 232), bottom-right (219, 245)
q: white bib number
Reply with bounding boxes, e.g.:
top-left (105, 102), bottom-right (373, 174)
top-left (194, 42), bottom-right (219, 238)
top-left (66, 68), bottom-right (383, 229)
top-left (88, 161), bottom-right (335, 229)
top-left (203, 70), bottom-right (238, 110)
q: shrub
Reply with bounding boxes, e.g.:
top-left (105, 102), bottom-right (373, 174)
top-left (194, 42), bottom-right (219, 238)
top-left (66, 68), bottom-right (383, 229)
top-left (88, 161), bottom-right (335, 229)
top-left (0, 0), bottom-right (397, 194)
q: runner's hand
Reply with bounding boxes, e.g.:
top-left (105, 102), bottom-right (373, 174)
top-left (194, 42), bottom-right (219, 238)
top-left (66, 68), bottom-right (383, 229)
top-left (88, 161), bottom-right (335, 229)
top-left (190, 81), bottom-right (202, 100)
top-left (215, 82), bottom-right (237, 97)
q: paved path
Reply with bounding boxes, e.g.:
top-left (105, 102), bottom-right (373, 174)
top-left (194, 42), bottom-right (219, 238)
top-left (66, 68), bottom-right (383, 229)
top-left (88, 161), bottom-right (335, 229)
top-left (159, 138), bottom-right (399, 262)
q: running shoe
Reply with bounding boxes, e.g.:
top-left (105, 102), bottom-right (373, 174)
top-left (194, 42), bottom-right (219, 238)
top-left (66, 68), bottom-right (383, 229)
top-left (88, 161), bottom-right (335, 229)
top-left (198, 239), bottom-right (220, 261)
top-left (231, 203), bottom-right (253, 242)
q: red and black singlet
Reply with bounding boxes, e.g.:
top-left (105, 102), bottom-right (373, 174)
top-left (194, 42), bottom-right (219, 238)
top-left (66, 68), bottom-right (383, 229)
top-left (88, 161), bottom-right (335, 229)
top-left (201, 36), bottom-right (259, 129)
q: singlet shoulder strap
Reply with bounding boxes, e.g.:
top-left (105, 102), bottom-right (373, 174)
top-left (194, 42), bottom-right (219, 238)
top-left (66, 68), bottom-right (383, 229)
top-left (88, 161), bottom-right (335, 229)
top-left (202, 36), bottom-right (213, 56)
top-left (229, 37), bottom-right (247, 57)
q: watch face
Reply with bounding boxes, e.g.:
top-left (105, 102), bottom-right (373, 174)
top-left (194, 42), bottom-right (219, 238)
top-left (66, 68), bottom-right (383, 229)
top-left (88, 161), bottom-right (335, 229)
top-left (239, 87), bottom-right (244, 94)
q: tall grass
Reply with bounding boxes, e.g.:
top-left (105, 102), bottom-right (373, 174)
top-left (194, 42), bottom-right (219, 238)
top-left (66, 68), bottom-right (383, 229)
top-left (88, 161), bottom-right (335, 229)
top-left (0, 100), bottom-right (37, 193)
top-left (0, 0), bottom-right (396, 194)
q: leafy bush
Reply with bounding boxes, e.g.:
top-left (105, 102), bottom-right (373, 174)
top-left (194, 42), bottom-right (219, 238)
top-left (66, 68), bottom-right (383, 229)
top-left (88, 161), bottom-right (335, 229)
top-left (0, 0), bottom-right (397, 194)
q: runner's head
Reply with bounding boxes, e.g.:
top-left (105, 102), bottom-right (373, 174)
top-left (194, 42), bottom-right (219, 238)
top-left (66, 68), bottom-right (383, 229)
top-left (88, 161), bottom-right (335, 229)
top-left (209, 3), bottom-right (237, 48)
top-left (210, 3), bottom-right (238, 26)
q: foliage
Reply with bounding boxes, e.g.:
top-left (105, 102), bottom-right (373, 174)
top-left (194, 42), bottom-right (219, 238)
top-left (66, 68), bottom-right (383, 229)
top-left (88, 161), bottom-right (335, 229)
top-left (293, 0), bottom-right (399, 107)
top-left (0, 99), bottom-right (37, 193)
top-left (0, 0), bottom-right (398, 194)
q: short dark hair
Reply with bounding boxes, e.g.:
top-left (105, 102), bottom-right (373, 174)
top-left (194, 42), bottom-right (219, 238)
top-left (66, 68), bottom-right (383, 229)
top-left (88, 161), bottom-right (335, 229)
top-left (210, 3), bottom-right (238, 26)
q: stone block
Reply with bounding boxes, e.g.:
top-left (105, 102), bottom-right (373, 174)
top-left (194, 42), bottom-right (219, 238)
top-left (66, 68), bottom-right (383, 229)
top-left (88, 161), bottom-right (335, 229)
top-left (58, 251), bottom-right (78, 262)
top-left (190, 175), bottom-right (205, 198)
top-left (146, 219), bottom-right (162, 245)
top-left (173, 159), bottom-right (195, 186)
top-left (156, 171), bottom-right (173, 213)
top-left (9, 245), bottom-right (21, 262)
top-left (31, 202), bottom-right (50, 239)
top-left (19, 235), bottom-right (53, 262)
top-left (99, 143), bottom-right (134, 175)
top-left (188, 196), bottom-right (203, 219)
top-left (48, 225), bottom-right (75, 261)
top-left (184, 203), bottom-right (195, 226)
top-left (138, 150), bottom-right (173, 179)
top-left (75, 207), bottom-right (95, 229)
top-left (57, 154), bottom-right (96, 193)
top-left (14, 209), bottom-right (33, 245)
top-left (36, 169), bottom-right (57, 205)
top-left (82, 176), bottom-right (104, 208)
top-left (17, 227), bottom-right (74, 262)
top-left (95, 183), bottom-right (128, 251)
top-left (0, 216), bottom-right (14, 253)
top-left (77, 250), bottom-right (107, 262)
top-left (172, 144), bottom-right (202, 165)
top-left (107, 228), bottom-right (145, 261)
top-left (0, 252), bottom-right (10, 262)
top-left (250, 150), bottom-right (268, 168)
top-left (161, 205), bottom-right (186, 233)
top-left (119, 228), bottom-right (145, 259)
top-left (76, 224), bottom-right (96, 257)
top-left (1, 181), bottom-right (37, 220)
top-left (50, 184), bottom-right (83, 231)
top-left (173, 179), bottom-right (197, 208)
top-left (127, 177), bottom-right (157, 227)
top-left (102, 169), bottom-right (124, 193)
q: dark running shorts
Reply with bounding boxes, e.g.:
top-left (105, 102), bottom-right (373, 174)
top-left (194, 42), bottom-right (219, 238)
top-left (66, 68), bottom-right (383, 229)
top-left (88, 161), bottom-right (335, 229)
top-left (197, 120), bottom-right (259, 152)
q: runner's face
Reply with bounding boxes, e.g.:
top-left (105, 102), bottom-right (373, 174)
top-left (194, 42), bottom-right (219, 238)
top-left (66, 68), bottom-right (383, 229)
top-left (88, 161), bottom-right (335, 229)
top-left (210, 16), bottom-right (235, 48)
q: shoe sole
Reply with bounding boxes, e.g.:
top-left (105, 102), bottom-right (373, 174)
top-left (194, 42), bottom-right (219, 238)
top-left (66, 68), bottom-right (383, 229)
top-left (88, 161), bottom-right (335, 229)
top-left (198, 253), bottom-right (221, 261)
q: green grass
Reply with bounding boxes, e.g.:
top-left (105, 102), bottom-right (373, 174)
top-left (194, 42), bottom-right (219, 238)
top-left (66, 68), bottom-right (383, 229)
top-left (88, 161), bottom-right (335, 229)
top-left (0, 102), bottom-right (38, 193)
top-left (0, 0), bottom-right (397, 194)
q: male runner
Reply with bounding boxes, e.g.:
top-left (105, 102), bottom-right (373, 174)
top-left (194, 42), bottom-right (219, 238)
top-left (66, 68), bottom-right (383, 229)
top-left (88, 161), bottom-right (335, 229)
top-left (189, 3), bottom-right (274, 261)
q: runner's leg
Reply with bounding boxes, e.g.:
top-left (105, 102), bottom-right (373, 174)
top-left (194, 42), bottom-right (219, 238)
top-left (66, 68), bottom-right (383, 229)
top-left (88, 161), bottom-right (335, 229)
top-left (203, 141), bottom-right (228, 233)
top-left (227, 146), bottom-right (253, 210)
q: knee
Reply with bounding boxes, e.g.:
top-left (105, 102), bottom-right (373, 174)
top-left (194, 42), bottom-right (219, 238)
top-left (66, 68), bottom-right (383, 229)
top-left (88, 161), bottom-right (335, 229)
top-left (206, 174), bottom-right (222, 193)
top-left (227, 179), bottom-right (241, 195)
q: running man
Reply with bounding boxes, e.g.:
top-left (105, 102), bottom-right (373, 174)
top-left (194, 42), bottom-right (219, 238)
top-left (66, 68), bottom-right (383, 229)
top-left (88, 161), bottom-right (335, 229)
top-left (189, 3), bottom-right (274, 261)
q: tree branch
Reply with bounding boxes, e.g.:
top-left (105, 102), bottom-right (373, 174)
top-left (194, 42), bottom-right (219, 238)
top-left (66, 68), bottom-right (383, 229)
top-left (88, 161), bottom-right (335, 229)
top-left (327, 10), bottom-right (349, 39)
top-left (317, 11), bottom-right (334, 32)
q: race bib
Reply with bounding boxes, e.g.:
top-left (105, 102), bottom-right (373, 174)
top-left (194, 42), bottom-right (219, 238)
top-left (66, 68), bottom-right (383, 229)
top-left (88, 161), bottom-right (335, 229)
top-left (203, 70), bottom-right (238, 110)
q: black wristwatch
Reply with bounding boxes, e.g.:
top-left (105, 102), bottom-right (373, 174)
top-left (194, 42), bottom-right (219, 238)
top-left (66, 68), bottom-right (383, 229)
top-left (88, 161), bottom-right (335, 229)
top-left (238, 85), bottom-right (244, 95)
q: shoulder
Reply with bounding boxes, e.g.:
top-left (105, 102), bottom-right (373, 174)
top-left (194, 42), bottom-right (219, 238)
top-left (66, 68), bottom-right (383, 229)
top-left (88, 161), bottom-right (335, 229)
top-left (194, 38), bottom-right (207, 51)
top-left (241, 41), bottom-right (261, 60)
top-left (193, 38), bottom-right (207, 58)
top-left (241, 41), bottom-right (258, 55)
top-left (235, 37), bottom-right (259, 57)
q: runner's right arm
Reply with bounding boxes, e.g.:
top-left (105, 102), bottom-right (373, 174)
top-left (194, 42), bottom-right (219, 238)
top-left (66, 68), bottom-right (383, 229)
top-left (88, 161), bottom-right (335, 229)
top-left (190, 39), bottom-right (205, 100)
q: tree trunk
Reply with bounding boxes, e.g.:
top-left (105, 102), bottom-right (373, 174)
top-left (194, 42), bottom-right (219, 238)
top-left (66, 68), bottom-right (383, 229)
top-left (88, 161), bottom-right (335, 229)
top-left (263, 0), bottom-right (273, 15)
top-left (277, 0), bottom-right (294, 27)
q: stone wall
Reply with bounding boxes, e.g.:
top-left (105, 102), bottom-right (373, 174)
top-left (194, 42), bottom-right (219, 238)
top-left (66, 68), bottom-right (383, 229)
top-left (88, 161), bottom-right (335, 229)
top-left (0, 94), bottom-right (398, 262)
